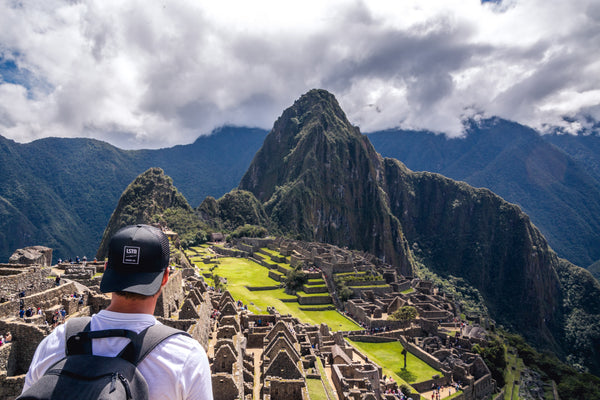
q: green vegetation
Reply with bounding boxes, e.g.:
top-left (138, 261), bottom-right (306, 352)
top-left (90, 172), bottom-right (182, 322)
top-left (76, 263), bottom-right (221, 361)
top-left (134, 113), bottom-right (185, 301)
top-left (284, 266), bottom-right (308, 294)
top-left (472, 336), bottom-right (506, 387)
top-left (200, 189), bottom-right (271, 232)
top-left (335, 270), bottom-right (383, 284)
top-left (314, 357), bottom-right (336, 400)
top-left (305, 378), bottom-right (328, 400)
top-left (413, 260), bottom-right (489, 320)
top-left (388, 306), bottom-right (417, 324)
top-left (97, 168), bottom-right (203, 259)
top-left (227, 224), bottom-right (268, 240)
top-left (347, 339), bottom-right (441, 385)
top-left (503, 331), bottom-right (600, 400)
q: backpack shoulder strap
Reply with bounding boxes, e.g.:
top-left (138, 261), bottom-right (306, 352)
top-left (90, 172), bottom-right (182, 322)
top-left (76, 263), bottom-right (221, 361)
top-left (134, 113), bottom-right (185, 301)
top-left (121, 324), bottom-right (191, 365)
top-left (64, 316), bottom-right (138, 356)
top-left (64, 316), bottom-right (92, 355)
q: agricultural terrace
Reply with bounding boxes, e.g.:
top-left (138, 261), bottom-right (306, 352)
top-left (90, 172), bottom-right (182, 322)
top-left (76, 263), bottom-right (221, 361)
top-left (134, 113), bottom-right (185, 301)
top-left (185, 247), bottom-right (361, 331)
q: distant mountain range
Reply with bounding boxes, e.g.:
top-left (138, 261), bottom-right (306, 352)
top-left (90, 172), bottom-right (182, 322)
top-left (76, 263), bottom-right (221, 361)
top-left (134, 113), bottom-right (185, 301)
top-left (368, 120), bottom-right (600, 270)
top-left (0, 127), bottom-right (266, 262)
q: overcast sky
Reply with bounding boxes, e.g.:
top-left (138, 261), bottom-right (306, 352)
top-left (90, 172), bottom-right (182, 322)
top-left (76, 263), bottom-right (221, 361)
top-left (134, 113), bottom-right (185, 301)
top-left (0, 0), bottom-right (599, 149)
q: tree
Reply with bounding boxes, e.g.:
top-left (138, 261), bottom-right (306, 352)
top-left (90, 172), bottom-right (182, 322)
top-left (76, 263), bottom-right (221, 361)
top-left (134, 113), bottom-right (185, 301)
top-left (388, 306), bottom-right (418, 325)
top-left (338, 284), bottom-right (354, 302)
top-left (212, 273), bottom-right (225, 292)
top-left (284, 266), bottom-right (307, 294)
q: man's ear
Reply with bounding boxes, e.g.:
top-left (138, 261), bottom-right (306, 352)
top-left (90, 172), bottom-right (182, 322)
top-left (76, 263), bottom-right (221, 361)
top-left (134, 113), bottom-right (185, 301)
top-left (104, 262), bottom-right (108, 271)
top-left (161, 268), bottom-right (169, 287)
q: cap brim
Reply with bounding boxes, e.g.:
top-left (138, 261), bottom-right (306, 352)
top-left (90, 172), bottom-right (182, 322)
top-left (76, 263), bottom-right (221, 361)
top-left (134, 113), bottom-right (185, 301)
top-left (100, 268), bottom-right (164, 296)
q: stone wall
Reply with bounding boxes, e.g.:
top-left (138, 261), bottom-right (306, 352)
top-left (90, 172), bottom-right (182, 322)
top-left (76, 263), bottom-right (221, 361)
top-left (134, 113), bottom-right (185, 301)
top-left (0, 344), bottom-right (14, 375)
top-left (0, 374), bottom-right (25, 400)
top-left (397, 335), bottom-right (443, 371)
top-left (19, 282), bottom-right (78, 315)
top-left (0, 267), bottom-right (53, 301)
top-left (412, 376), bottom-right (452, 393)
top-left (154, 270), bottom-right (185, 318)
top-left (297, 295), bottom-right (331, 305)
top-left (212, 373), bottom-right (240, 400)
top-left (0, 321), bottom-right (50, 376)
top-left (212, 246), bottom-right (248, 258)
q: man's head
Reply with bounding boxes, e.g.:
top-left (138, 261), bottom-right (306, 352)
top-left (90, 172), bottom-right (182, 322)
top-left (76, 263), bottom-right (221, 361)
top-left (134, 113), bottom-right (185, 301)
top-left (100, 224), bottom-right (170, 296)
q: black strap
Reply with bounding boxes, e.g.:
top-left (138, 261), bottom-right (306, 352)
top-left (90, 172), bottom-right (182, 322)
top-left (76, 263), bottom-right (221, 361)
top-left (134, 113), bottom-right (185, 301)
top-left (124, 324), bottom-right (191, 366)
top-left (64, 317), bottom-right (190, 364)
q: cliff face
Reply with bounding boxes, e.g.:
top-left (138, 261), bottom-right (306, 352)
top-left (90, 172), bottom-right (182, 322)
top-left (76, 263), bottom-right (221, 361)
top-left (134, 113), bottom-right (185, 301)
top-left (239, 89), bottom-right (414, 274)
top-left (382, 158), bottom-right (564, 347)
top-left (96, 168), bottom-right (193, 259)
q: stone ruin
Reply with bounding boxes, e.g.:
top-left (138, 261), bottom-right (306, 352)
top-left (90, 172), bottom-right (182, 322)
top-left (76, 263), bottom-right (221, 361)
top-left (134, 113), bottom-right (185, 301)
top-left (0, 245), bottom-right (214, 400)
top-left (227, 238), bottom-right (497, 400)
top-left (0, 236), bottom-right (497, 400)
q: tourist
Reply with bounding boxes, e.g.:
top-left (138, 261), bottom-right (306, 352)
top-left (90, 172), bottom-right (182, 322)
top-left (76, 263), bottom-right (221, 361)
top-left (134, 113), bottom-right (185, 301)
top-left (55, 275), bottom-right (61, 286)
top-left (22, 224), bottom-right (212, 400)
top-left (5, 332), bottom-right (12, 343)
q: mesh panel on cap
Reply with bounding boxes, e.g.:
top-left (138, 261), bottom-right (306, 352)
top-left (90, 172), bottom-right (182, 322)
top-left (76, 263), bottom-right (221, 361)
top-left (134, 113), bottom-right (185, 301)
top-left (147, 226), bottom-right (170, 266)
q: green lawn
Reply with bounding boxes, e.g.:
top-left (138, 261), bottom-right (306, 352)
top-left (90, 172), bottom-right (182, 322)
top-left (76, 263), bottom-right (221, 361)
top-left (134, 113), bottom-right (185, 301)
top-left (503, 345), bottom-right (524, 400)
top-left (306, 378), bottom-right (329, 400)
top-left (258, 247), bottom-right (283, 257)
top-left (205, 257), bottom-right (360, 331)
top-left (347, 339), bottom-right (442, 384)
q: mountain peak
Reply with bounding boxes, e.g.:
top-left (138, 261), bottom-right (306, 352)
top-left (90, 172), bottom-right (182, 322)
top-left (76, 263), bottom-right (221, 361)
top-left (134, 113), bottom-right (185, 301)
top-left (239, 89), bottom-right (414, 274)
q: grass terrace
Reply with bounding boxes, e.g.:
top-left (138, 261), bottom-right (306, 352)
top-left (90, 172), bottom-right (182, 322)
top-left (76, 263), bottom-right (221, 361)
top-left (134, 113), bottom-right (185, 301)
top-left (347, 339), bottom-right (442, 385)
top-left (199, 255), bottom-right (360, 331)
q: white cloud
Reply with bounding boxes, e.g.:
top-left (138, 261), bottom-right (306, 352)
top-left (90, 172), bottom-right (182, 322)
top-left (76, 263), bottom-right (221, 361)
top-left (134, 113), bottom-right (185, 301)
top-left (0, 0), bottom-right (598, 148)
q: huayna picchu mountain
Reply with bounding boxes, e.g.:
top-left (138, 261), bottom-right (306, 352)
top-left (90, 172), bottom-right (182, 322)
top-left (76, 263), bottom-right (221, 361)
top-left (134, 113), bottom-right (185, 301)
top-left (239, 89), bottom-right (414, 275)
top-left (233, 89), bottom-right (600, 373)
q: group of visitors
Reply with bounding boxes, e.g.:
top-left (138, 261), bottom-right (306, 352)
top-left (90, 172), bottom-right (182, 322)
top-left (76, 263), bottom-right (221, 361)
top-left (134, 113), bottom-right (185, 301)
top-left (0, 332), bottom-right (12, 346)
top-left (236, 299), bottom-right (248, 311)
top-left (429, 382), bottom-right (461, 400)
top-left (18, 307), bottom-right (43, 319)
top-left (51, 308), bottom-right (67, 327)
top-left (57, 256), bottom-right (92, 264)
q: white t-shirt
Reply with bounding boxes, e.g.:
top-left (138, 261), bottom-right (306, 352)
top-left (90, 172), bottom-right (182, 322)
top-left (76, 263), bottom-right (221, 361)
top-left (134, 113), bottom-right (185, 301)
top-left (23, 310), bottom-right (213, 400)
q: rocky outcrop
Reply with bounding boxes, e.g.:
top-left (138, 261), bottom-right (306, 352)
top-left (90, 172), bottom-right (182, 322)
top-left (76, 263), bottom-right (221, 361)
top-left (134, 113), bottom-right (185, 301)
top-left (9, 246), bottom-right (52, 266)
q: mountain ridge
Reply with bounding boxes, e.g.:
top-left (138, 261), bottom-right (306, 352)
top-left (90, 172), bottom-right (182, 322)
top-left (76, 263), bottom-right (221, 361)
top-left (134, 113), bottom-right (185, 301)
top-left (368, 120), bottom-right (600, 269)
top-left (0, 127), bottom-right (266, 262)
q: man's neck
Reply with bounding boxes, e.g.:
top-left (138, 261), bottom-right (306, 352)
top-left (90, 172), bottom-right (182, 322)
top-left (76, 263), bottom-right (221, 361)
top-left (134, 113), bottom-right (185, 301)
top-left (106, 295), bottom-right (157, 314)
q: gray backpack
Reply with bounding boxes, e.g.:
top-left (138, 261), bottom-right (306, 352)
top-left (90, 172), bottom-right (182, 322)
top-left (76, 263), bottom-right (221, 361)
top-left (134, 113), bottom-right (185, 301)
top-left (18, 317), bottom-right (190, 400)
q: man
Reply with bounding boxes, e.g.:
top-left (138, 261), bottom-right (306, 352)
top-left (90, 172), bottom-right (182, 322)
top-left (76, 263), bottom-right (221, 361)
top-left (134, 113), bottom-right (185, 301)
top-left (22, 224), bottom-right (213, 400)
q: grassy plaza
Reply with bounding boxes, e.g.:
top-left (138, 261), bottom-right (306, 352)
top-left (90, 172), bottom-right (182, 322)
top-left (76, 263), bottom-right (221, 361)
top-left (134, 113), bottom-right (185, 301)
top-left (347, 339), bottom-right (442, 384)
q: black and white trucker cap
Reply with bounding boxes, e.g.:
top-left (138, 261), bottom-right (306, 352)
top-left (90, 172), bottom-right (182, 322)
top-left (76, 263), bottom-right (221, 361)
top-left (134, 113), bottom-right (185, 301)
top-left (100, 224), bottom-right (170, 296)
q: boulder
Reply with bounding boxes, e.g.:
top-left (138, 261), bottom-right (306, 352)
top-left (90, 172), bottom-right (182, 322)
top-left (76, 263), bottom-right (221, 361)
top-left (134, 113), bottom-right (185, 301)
top-left (9, 246), bottom-right (52, 266)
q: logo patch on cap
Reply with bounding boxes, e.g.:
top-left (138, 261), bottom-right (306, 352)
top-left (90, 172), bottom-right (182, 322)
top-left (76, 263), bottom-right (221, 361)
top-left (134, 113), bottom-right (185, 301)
top-left (123, 246), bottom-right (140, 265)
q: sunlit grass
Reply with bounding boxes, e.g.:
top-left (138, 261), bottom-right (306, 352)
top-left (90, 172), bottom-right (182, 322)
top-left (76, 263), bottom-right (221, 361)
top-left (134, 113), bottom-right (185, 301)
top-left (205, 256), bottom-right (360, 331)
top-left (347, 339), bottom-right (442, 384)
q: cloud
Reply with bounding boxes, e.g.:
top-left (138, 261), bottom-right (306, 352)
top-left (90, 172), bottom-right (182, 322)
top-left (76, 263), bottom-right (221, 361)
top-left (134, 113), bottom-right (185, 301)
top-left (0, 0), bottom-right (598, 148)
